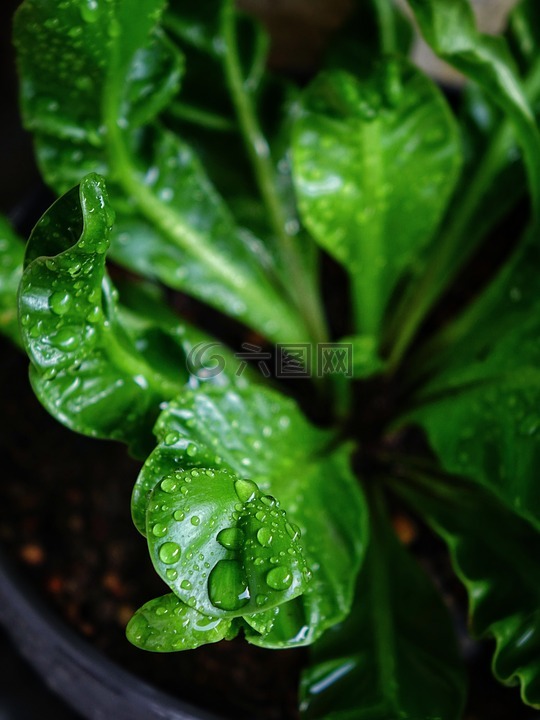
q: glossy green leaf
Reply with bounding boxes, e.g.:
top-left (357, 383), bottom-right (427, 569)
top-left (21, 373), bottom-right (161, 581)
top-left (133, 385), bottom-right (368, 646)
top-left (146, 468), bottom-right (310, 618)
top-left (127, 592), bottom-right (238, 652)
top-left (14, 0), bottom-right (308, 344)
top-left (18, 174), bottom-right (233, 455)
top-left (300, 492), bottom-right (466, 720)
top-left (406, 237), bottom-right (540, 529)
top-left (394, 476), bottom-right (540, 709)
top-left (292, 60), bottom-right (461, 339)
top-left (0, 217), bottom-right (25, 347)
top-left (406, 0), bottom-right (540, 218)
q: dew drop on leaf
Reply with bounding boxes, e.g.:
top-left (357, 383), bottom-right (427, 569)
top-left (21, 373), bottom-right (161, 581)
top-left (160, 477), bottom-right (178, 494)
top-left (152, 523), bottom-right (168, 538)
top-left (208, 560), bottom-right (250, 611)
top-left (49, 290), bottom-right (72, 315)
top-left (80, 0), bottom-right (99, 23)
top-left (159, 542), bottom-right (181, 564)
top-left (266, 566), bottom-right (292, 591)
top-left (51, 327), bottom-right (80, 350)
top-left (216, 527), bottom-right (244, 550)
top-left (234, 478), bottom-right (258, 503)
top-left (257, 527), bottom-right (273, 547)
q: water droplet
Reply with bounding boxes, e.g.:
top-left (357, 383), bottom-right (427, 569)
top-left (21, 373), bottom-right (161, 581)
top-left (256, 594), bottom-right (268, 607)
top-left (261, 495), bottom-right (275, 507)
top-left (159, 542), bottom-right (181, 564)
top-left (257, 527), bottom-right (273, 547)
top-left (166, 568), bottom-right (178, 581)
top-left (173, 510), bottom-right (185, 522)
top-left (285, 523), bottom-right (300, 541)
top-left (86, 306), bottom-right (102, 324)
top-left (152, 523), bottom-right (168, 538)
top-left (108, 18), bottom-right (121, 38)
top-left (80, 0), bottom-right (99, 23)
top-left (234, 478), bottom-right (258, 503)
top-left (186, 443), bottom-right (198, 457)
top-left (164, 432), bottom-right (179, 446)
top-left (51, 327), bottom-right (80, 351)
top-left (217, 527), bottom-right (244, 550)
top-left (49, 290), bottom-right (72, 315)
top-left (160, 477), bottom-right (178, 494)
top-left (208, 560), bottom-right (250, 611)
top-left (180, 579), bottom-right (192, 591)
top-left (266, 566), bottom-right (292, 591)
top-left (191, 515), bottom-right (201, 526)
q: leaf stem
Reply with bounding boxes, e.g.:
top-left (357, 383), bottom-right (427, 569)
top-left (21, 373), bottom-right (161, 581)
top-left (219, 0), bottom-right (328, 346)
top-left (103, 116), bottom-right (306, 346)
top-left (167, 101), bottom-right (237, 132)
top-left (373, 0), bottom-right (397, 54)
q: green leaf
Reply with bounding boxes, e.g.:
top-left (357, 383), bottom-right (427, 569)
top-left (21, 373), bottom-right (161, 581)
top-left (14, 0), bottom-right (308, 344)
top-left (508, 0), bottom-right (540, 71)
top-left (133, 385), bottom-right (368, 645)
top-left (406, 0), bottom-right (540, 219)
top-left (292, 60), bottom-right (461, 339)
top-left (341, 335), bottom-right (385, 379)
top-left (406, 238), bottom-right (540, 529)
top-left (300, 491), bottom-right (466, 720)
top-left (393, 475), bottom-right (540, 709)
top-left (0, 217), bottom-right (25, 347)
top-left (146, 468), bottom-right (310, 618)
top-left (18, 174), bottom-right (227, 454)
top-left (127, 592), bottom-right (238, 652)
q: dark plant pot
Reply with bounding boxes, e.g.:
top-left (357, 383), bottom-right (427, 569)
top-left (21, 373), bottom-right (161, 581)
top-left (0, 549), bottom-right (222, 720)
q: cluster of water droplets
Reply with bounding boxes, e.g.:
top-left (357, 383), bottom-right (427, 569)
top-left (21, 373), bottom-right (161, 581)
top-left (127, 592), bottom-right (233, 652)
top-left (148, 467), bottom-right (309, 621)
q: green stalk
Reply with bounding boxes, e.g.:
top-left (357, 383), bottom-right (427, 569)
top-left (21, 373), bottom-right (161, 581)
top-left (167, 101), bottom-right (237, 132)
top-left (219, 0), bottom-right (329, 346)
top-left (387, 61), bottom-right (540, 373)
top-left (373, 0), bottom-right (397, 54)
top-left (102, 104), bottom-right (307, 346)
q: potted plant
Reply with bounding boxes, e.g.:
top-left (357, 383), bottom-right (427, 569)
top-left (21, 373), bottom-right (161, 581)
top-left (1, 0), bottom-right (540, 718)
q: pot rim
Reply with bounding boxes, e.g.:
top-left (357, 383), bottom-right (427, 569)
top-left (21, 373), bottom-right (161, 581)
top-left (0, 546), bottom-right (224, 720)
